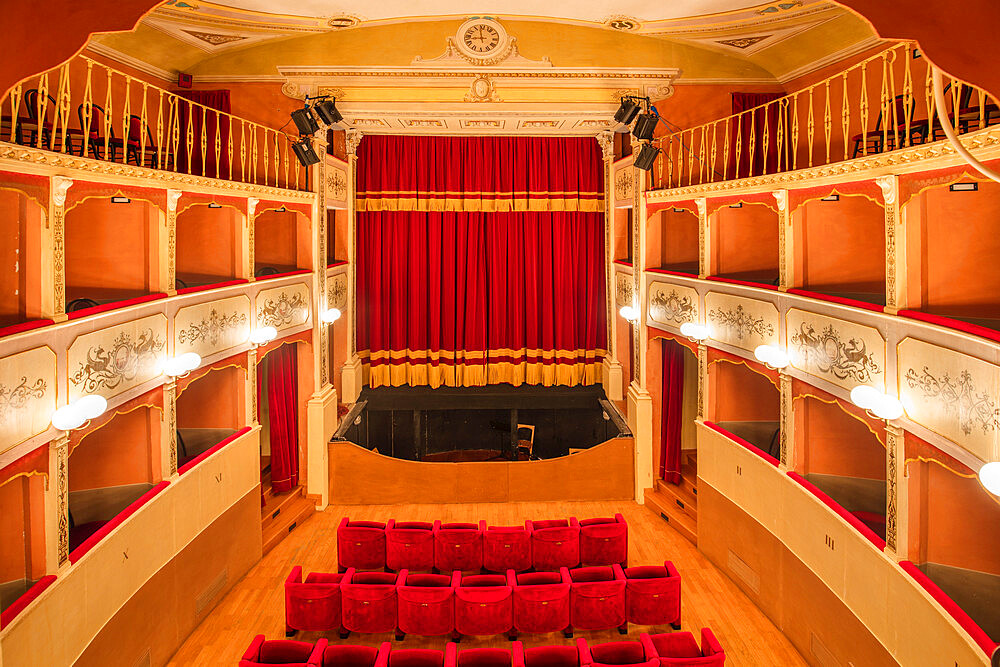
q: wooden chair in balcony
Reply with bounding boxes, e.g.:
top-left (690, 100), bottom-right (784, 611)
top-left (76, 103), bottom-right (118, 160)
top-left (123, 114), bottom-right (162, 168)
top-left (20, 89), bottom-right (84, 153)
top-left (851, 94), bottom-right (916, 157)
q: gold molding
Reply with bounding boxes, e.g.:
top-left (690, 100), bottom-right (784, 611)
top-left (904, 455), bottom-right (1000, 509)
top-left (69, 402), bottom-right (165, 456)
top-left (791, 391), bottom-right (887, 448)
top-left (175, 362), bottom-right (247, 399)
top-left (0, 470), bottom-right (49, 493)
top-left (707, 355), bottom-right (780, 390)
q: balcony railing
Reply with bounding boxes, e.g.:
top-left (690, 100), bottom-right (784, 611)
top-left (1, 55), bottom-right (310, 191)
top-left (651, 42), bottom-right (1000, 189)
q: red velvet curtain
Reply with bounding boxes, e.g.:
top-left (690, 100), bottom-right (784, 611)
top-left (356, 135), bottom-right (606, 388)
top-left (730, 92), bottom-right (784, 179)
top-left (176, 90), bottom-right (231, 179)
top-left (260, 345), bottom-right (298, 492)
top-left (659, 339), bottom-right (686, 484)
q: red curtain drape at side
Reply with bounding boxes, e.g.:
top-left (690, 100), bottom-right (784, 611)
top-left (176, 90), bottom-right (231, 179)
top-left (659, 339), bottom-right (686, 484)
top-left (730, 92), bottom-right (784, 179)
top-left (260, 345), bottom-right (299, 492)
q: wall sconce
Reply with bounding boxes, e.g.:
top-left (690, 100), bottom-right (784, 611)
top-left (249, 326), bottom-right (278, 346)
top-left (161, 352), bottom-right (201, 378)
top-left (679, 322), bottom-right (709, 342)
top-left (321, 308), bottom-right (342, 323)
top-left (52, 395), bottom-right (108, 432)
top-left (980, 462), bottom-right (1000, 496)
top-left (754, 344), bottom-right (789, 370)
top-left (850, 385), bottom-right (904, 420)
top-left (619, 304), bottom-right (640, 323)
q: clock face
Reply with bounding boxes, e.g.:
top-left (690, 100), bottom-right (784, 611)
top-left (463, 22), bottom-right (500, 54)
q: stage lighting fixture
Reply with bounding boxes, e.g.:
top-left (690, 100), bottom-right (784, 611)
top-left (633, 142), bottom-right (661, 171)
top-left (632, 113), bottom-right (657, 141)
top-left (291, 107), bottom-right (320, 134)
top-left (292, 138), bottom-right (321, 167)
top-left (614, 98), bottom-right (640, 125)
top-left (314, 99), bottom-right (343, 125)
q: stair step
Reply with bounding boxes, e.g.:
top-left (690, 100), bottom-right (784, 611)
top-left (644, 488), bottom-right (697, 545)
top-left (656, 477), bottom-right (697, 513)
top-left (261, 486), bottom-right (305, 533)
top-left (262, 492), bottom-right (315, 555)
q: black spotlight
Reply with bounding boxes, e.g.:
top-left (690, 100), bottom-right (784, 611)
top-left (632, 113), bottom-right (657, 141)
top-left (634, 142), bottom-right (661, 171)
top-left (614, 98), bottom-right (640, 125)
top-left (292, 137), bottom-right (321, 167)
top-left (290, 107), bottom-right (320, 134)
top-left (314, 99), bottom-right (343, 125)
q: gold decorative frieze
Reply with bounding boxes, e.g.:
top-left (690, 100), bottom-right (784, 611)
top-left (327, 274), bottom-right (347, 310)
top-left (648, 282), bottom-right (699, 328)
top-left (256, 283), bottom-right (310, 332)
top-left (174, 295), bottom-right (251, 359)
top-left (897, 337), bottom-right (998, 463)
top-left (614, 167), bottom-right (633, 203)
top-left (326, 167), bottom-right (348, 203)
top-left (705, 292), bottom-right (778, 352)
top-left (0, 346), bottom-right (57, 455)
top-left (615, 271), bottom-right (634, 308)
top-left (67, 314), bottom-right (168, 401)
top-left (786, 308), bottom-right (885, 392)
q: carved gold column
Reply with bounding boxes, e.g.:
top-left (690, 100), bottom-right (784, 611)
top-left (53, 433), bottom-right (69, 567)
top-left (49, 176), bottom-right (73, 322)
top-left (886, 423), bottom-right (904, 556)
top-left (166, 189), bottom-right (181, 296)
top-left (774, 189), bottom-right (791, 291)
top-left (877, 175), bottom-right (903, 314)
top-left (247, 197), bottom-right (259, 282)
top-left (313, 146), bottom-right (329, 389)
top-left (247, 347), bottom-right (259, 427)
top-left (164, 378), bottom-right (178, 476)
top-left (697, 342), bottom-right (708, 420)
top-left (696, 197), bottom-right (708, 279)
top-left (779, 371), bottom-right (793, 469)
top-left (341, 129), bottom-right (363, 403)
top-left (598, 131), bottom-right (622, 401)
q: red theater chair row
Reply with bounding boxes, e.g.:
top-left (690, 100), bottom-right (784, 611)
top-left (241, 631), bottom-right (726, 666)
top-left (337, 515), bottom-right (627, 574)
top-left (285, 562), bottom-right (681, 640)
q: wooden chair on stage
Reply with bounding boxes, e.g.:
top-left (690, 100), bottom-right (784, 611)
top-left (516, 424), bottom-right (535, 461)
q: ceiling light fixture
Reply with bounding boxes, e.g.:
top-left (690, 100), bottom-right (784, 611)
top-left (634, 143), bottom-right (661, 171)
top-left (292, 137), bottom-right (321, 167)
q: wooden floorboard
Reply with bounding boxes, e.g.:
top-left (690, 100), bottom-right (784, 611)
top-left (166, 499), bottom-right (807, 666)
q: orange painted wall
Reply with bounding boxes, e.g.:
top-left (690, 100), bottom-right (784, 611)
top-left (254, 210), bottom-right (311, 271)
top-left (0, 191), bottom-right (28, 326)
top-left (915, 181), bottom-right (1000, 316)
top-left (328, 209), bottom-right (349, 264)
top-left (176, 366), bottom-right (244, 430)
top-left (652, 83), bottom-right (784, 137)
top-left (708, 360), bottom-right (779, 422)
top-left (909, 460), bottom-right (1000, 575)
top-left (794, 397), bottom-right (884, 480)
top-left (613, 208), bottom-right (631, 262)
top-left (0, 479), bottom-right (27, 584)
top-left (68, 407), bottom-right (160, 491)
top-left (712, 204), bottom-right (779, 277)
top-left (794, 195), bottom-right (885, 292)
top-left (64, 198), bottom-right (159, 296)
top-left (176, 205), bottom-right (240, 280)
top-left (647, 209), bottom-right (699, 271)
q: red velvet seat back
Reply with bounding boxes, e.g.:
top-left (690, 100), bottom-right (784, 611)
top-left (529, 519), bottom-right (580, 570)
top-left (321, 644), bottom-right (380, 667)
top-left (388, 648), bottom-right (446, 667)
top-left (483, 526), bottom-right (532, 573)
top-left (240, 636), bottom-right (320, 666)
top-left (589, 641), bottom-right (650, 666)
top-left (578, 515), bottom-right (627, 566)
top-left (387, 521), bottom-right (436, 571)
top-left (624, 562), bottom-right (681, 626)
top-left (397, 572), bottom-right (454, 637)
top-left (338, 518), bottom-right (387, 571)
top-left (522, 645), bottom-right (580, 667)
top-left (569, 565), bottom-right (626, 631)
top-left (646, 629), bottom-right (726, 666)
top-left (341, 571), bottom-right (399, 634)
top-left (455, 574), bottom-right (514, 637)
top-left (456, 647), bottom-right (513, 667)
top-left (513, 570), bottom-right (571, 635)
top-left (285, 569), bottom-right (344, 633)
top-left (435, 521), bottom-right (484, 572)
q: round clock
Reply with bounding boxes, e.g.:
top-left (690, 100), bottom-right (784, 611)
top-left (455, 18), bottom-right (508, 61)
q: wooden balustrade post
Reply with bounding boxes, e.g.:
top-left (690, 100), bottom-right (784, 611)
top-left (163, 378), bottom-right (178, 477)
top-left (877, 175), bottom-right (905, 314)
top-left (779, 371), bottom-right (793, 470)
top-left (341, 129), bottom-right (364, 404)
top-left (246, 197), bottom-right (259, 282)
top-left (696, 198), bottom-right (709, 279)
top-left (50, 433), bottom-right (70, 569)
top-left (774, 189), bottom-right (792, 291)
top-left (165, 189), bottom-right (181, 296)
top-left (885, 423), bottom-right (905, 556)
top-left (247, 347), bottom-right (259, 428)
top-left (696, 342), bottom-right (708, 421)
top-left (48, 176), bottom-right (73, 323)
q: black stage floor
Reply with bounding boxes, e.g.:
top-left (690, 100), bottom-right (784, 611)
top-left (333, 384), bottom-right (629, 462)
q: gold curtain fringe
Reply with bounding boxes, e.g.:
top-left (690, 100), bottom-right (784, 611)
top-left (356, 197), bottom-right (605, 213)
top-left (367, 356), bottom-right (604, 389)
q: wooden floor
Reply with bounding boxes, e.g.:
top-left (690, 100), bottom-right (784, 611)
top-left (166, 499), bottom-right (807, 666)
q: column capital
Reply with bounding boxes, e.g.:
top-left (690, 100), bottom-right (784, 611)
top-left (51, 176), bottom-right (73, 207)
top-left (346, 128), bottom-right (363, 156)
top-left (166, 189), bottom-right (183, 212)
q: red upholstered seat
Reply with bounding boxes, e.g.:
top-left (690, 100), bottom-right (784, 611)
top-left (513, 642), bottom-right (582, 667)
top-left (320, 642), bottom-right (387, 667)
top-left (454, 571), bottom-right (515, 638)
top-left (527, 519), bottom-right (580, 570)
top-left (577, 514), bottom-right (628, 567)
top-left (578, 638), bottom-right (657, 667)
top-left (483, 525), bottom-right (532, 573)
top-left (284, 566), bottom-right (346, 636)
top-left (387, 520), bottom-right (436, 572)
top-left (386, 644), bottom-right (455, 667)
top-left (568, 565), bottom-right (627, 634)
top-left (624, 561), bottom-right (682, 629)
top-left (435, 520), bottom-right (485, 573)
top-left (338, 518), bottom-right (388, 572)
top-left (455, 647), bottom-right (514, 667)
top-left (512, 569), bottom-right (571, 638)
top-left (340, 570), bottom-right (403, 636)
top-left (239, 635), bottom-right (326, 667)
top-left (396, 570), bottom-right (455, 639)
top-left (641, 629), bottom-right (726, 666)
